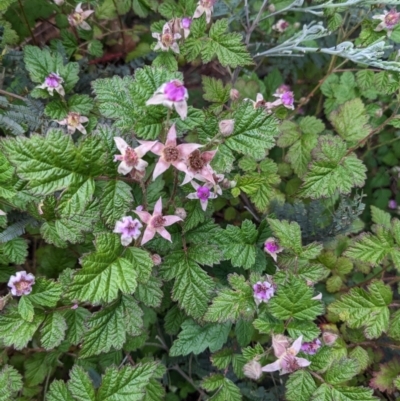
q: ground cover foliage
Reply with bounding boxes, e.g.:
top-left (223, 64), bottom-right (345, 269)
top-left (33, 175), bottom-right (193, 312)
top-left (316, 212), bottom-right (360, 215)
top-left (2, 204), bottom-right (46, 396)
top-left (3, 0), bottom-right (400, 400)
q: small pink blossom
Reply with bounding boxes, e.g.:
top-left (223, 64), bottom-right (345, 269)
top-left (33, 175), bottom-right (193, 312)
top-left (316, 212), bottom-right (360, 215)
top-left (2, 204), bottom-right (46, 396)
top-left (253, 280), bottom-right (275, 305)
top-left (113, 216), bottom-right (143, 246)
top-left (181, 17), bottom-right (192, 38)
top-left (37, 73), bottom-right (65, 96)
top-left (153, 22), bottom-right (181, 54)
top-left (134, 197), bottom-right (182, 245)
top-left (389, 199), bottom-right (397, 209)
top-left (262, 335), bottom-right (311, 375)
top-left (276, 84), bottom-right (291, 95)
top-left (243, 360), bottom-right (263, 380)
top-left (219, 119), bottom-right (235, 136)
top-left (264, 237), bottom-right (283, 262)
top-left (146, 80), bottom-right (189, 120)
top-left (113, 137), bottom-right (157, 176)
top-left (245, 93), bottom-right (267, 109)
top-left (177, 149), bottom-right (217, 185)
top-left (142, 124), bottom-right (202, 180)
top-left (57, 112), bottom-right (88, 135)
top-left (193, 0), bottom-right (217, 23)
top-left (272, 19), bottom-right (289, 32)
top-left (273, 90), bottom-right (295, 110)
top-left (322, 331), bottom-right (338, 346)
top-left (8, 271), bottom-right (35, 296)
top-left (187, 181), bottom-right (218, 211)
top-left (301, 338), bottom-right (322, 355)
top-left (152, 254), bottom-right (162, 265)
top-left (175, 207), bottom-right (187, 220)
top-left (68, 3), bottom-right (94, 30)
top-left (373, 8), bottom-right (400, 36)
top-left (230, 88), bottom-right (240, 101)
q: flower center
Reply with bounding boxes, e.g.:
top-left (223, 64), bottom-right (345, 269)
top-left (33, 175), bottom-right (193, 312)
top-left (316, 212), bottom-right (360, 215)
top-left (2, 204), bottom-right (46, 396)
top-left (162, 33), bottom-right (173, 46)
top-left (45, 73), bottom-right (61, 88)
top-left (196, 186), bottom-right (210, 201)
top-left (164, 80), bottom-right (186, 102)
top-left (124, 147), bottom-right (139, 166)
top-left (188, 150), bottom-right (206, 172)
top-left (15, 280), bottom-right (31, 292)
top-left (181, 17), bottom-right (192, 29)
top-left (265, 241), bottom-right (280, 253)
top-left (282, 355), bottom-right (300, 372)
top-left (163, 146), bottom-right (179, 162)
top-left (385, 11), bottom-right (400, 27)
top-left (281, 92), bottom-right (294, 106)
top-left (126, 221), bottom-right (139, 235)
top-left (152, 215), bottom-right (166, 228)
top-left (67, 112), bottom-right (81, 127)
top-left (72, 12), bottom-right (83, 23)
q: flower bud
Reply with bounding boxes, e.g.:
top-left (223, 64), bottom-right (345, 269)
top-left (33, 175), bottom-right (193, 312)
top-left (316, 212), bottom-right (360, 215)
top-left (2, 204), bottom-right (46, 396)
top-left (152, 254), bottom-right (162, 265)
top-left (294, 22), bottom-right (301, 29)
top-left (219, 119), bottom-right (235, 136)
top-left (54, 0), bottom-right (64, 5)
top-left (322, 331), bottom-right (338, 346)
top-left (230, 88), bottom-right (240, 101)
top-left (389, 199), bottom-right (397, 209)
top-left (243, 360), bottom-right (263, 380)
top-left (268, 4), bottom-right (276, 12)
top-left (175, 207), bottom-right (187, 220)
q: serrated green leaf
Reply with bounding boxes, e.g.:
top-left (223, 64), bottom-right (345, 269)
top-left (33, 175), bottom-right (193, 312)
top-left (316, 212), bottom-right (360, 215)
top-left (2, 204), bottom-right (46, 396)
top-left (164, 304), bottom-right (186, 335)
top-left (349, 346), bottom-right (370, 373)
top-left (27, 277), bottom-right (62, 307)
top-left (1, 237), bottom-right (28, 264)
top-left (18, 296), bottom-right (34, 322)
top-left (253, 314), bottom-right (285, 334)
top-left (324, 358), bottom-right (359, 384)
top-left (68, 94), bottom-right (94, 115)
top-left (170, 319), bottom-right (231, 356)
top-left (202, 76), bottom-right (231, 104)
top-left (287, 320), bottom-right (320, 342)
top-left (135, 275), bottom-right (163, 307)
top-left (40, 311), bottom-right (67, 350)
top-left (328, 281), bottom-right (392, 339)
top-left (286, 370), bottom-right (316, 401)
top-left (211, 348), bottom-right (234, 369)
top-left (0, 365), bottom-right (23, 401)
top-left (63, 307), bottom-right (91, 345)
top-left (311, 384), bottom-right (378, 401)
top-left (202, 374), bottom-right (242, 401)
top-left (46, 380), bottom-right (74, 401)
top-left (67, 366), bottom-right (96, 401)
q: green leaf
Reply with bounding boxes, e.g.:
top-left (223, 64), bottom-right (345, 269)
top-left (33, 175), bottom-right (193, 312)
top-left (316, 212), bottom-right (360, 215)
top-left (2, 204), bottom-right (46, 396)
top-left (201, 374), bottom-right (242, 401)
top-left (68, 233), bottom-right (139, 304)
top-left (40, 311), bottom-right (67, 350)
top-left (164, 305), bottom-right (186, 335)
top-left (201, 19), bottom-right (253, 68)
top-left (329, 98), bottom-right (371, 143)
top-left (45, 100), bottom-right (68, 120)
top-left (253, 314), bottom-right (285, 334)
top-left (0, 237), bottom-right (28, 264)
top-left (328, 281), bottom-right (392, 339)
top-left (68, 366), bottom-right (96, 401)
top-left (300, 136), bottom-right (367, 199)
top-left (63, 307), bottom-right (91, 345)
top-left (0, 365), bottom-right (23, 401)
top-left (235, 318), bottom-right (254, 346)
top-left (356, 70), bottom-right (374, 90)
top-left (349, 346), bottom-right (370, 373)
top-left (135, 275), bottom-right (163, 307)
top-left (152, 52), bottom-right (178, 71)
top-left (0, 306), bottom-right (44, 349)
top-left (27, 277), bottom-right (62, 307)
top-left (211, 348), bottom-right (234, 370)
top-left (324, 358), bottom-right (359, 385)
top-left (18, 296), bottom-right (34, 322)
top-left (88, 39), bottom-right (103, 57)
top-left (202, 76), bottom-right (231, 104)
top-left (98, 180), bottom-right (133, 227)
top-left (371, 205), bottom-right (391, 228)
top-left (0, 152), bottom-right (16, 200)
top-left (312, 384), bottom-right (378, 401)
top-left (46, 380), bottom-right (74, 401)
top-left (68, 94), bottom-right (94, 115)
top-left (286, 370), bottom-right (317, 401)
top-left (97, 363), bottom-right (159, 401)
top-left (370, 359), bottom-right (400, 393)
top-left (204, 274), bottom-right (255, 323)
top-left (170, 319), bottom-right (231, 356)
top-left (287, 320), bottom-right (320, 342)
top-left (80, 295), bottom-right (142, 358)
top-left (224, 102), bottom-right (278, 159)
top-left (268, 277), bottom-right (324, 321)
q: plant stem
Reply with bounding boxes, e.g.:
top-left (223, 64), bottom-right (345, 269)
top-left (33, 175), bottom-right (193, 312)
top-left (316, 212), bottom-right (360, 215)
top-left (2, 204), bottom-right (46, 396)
top-left (18, 0), bottom-right (37, 46)
top-left (111, 0), bottom-right (127, 53)
top-left (171, 365), bottom-right (206, 399)
top-left (0, 89), bottom-right (26, 102)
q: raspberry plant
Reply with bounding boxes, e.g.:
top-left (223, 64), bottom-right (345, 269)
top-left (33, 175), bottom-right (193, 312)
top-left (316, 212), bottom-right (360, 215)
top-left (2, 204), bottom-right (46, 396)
top-left (2, 0), bottom-right (400, 400)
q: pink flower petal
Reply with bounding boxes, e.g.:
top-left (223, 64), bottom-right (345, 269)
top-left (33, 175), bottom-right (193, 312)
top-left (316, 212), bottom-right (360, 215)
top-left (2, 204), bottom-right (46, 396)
top-left (80, 21), bottom-right (91, 30)
top-left (118, 161), bottom-right (133, 175)
top-left (135, 141), bottom-right (158, 158)
top-left (202, 150), bottom-right (216, 163)
top-left (141, 226), bottom-right (156, 245)
top-left (177, 143), bottom-right (203, 158)
top-left (290, 336), bottom-right (303, 354)
top-left (163, 215), bottom-right (182, 226)
top-left (114, 137), bottom-right (129, 154)
top-left (148, 142), bottom-right (164, 156)
top-left (154, 197), bottom-right (163, 215)
top-left (156, 226), bottom-right (172, 242)
top-left (146, 94), bottom-right (167, 106)
top-left (82, 9), bottom-right (94, 18)
top-left (273, 335), bottom-right (290, 358)
top-left (200, 199), bottom-right (208, 211)
top-left (187, 192), bottom-right (198, 200)
top-left (134, 210), bottom-right (152, 224)
top-left (165, 124), bottom-right (178, 147)
top-left (153, 159), bottom-right (170, 180)
top-left (174, 100), bottom-right (188, 120)
top-left (261, 360), bottom-right (281, 373)
top-left (296, 357), bottom-right (312, 368)
top-left (136, 159), bottom-right (148, 172)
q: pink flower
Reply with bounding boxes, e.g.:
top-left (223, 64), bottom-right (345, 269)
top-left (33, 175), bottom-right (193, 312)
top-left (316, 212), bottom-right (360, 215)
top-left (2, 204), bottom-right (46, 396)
top-left (8, 271), bottom-right (35, 296)
top-left (389, 199), bottom-right (397, 209)
top-left (113, 216), bottom-right (143, 246)
top-left (37, 73), bottom-right (65, 96)
top-left (264, 237), bottom-right (283, 262)
top-left (374, 8), bottom-right (400, 36)
top-left (193, 0), bottom-right (217, 23)
top-left (152, 254), bottom-right (162, 265)
top-left (177, 149), bottom-right (217, 185)
top-left (322, 331), bottom-right (338, 346)
top-left (243, 360), bottom-right (263, 380)
top-left (113, 137), bottom-right (157, 176)
top-left (301, 338), bottom-right (322, 355)
top-left (276, 84), bottom-right (291, 95)
top-left (272, 19), bottom-right (289, 32)
top-left (219, 119), bottom-right (235, 136)
top-left (134, 197), bottom-right (182, 245)
top-left (273, 90), bottom-right (295, 110)
top-left (253, 280), bottom-right (275, 305)
top-left (187, 181), bottom-right (218, 211)
top-left (142, 124), bottom-right (202, 180)
top-left (262, 335), bottom-right (311, 375)
top-left (57, 112), bottom-right (88, 135)
top-left (181, 17), bottom-right (192, 38)
top-left (153, 22), bottom-right (181, 54)
top-left (68, 3), bottom-right (94, 30)
top-left (245, 93), bottom-right (267, 109)
top-left (146, 80), bottom-right (189, 120)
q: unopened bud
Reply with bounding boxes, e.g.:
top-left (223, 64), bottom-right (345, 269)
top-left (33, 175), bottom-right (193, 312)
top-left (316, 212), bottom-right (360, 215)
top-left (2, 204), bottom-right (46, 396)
top-left (294, 22), bottom-right (301, 29)
top-left (175, 207), bottom-right (187, 220)
top-left (268, 4), bottom-right (276, 12)
top-left (152, 254), bottom-right (162, 265)
top-left (322, 331), bottom-right (338, 346)
top-left (375, 108), bottom-right (383, 118)
top-left (219, 119), bottom-right (235, 136)
top-left (230, 89), bottom-right (240, 101)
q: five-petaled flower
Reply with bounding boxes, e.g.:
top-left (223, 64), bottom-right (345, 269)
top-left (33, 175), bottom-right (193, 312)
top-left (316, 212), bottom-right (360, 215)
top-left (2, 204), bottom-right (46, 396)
top-left (187, 181), bottom-right (218, 211)
top-left (373, 8), bottom-right (400, 36)
top-left (193, 0), bottom-right (217, 23)
top-left (264, 237), bottom-right (283, 262)
top-left (253, 280), bottom-right (275, 305)
top-left (68, 3), bottom-right (94, 30)
top-left (37, 73), bottom-right (65, 96)
top-left (146, 80), bottom-right (189, 120)
top-left (245, 93), bottom-right (267, 109)
top-left (8, 271), bottom-right (35, 296)
top-left (153, 22), bottom-right (181, 54)
top-left (273, 90), bottom-right (295, 110)
top-left (301, 338), bottom-right (322, 355)
top-left (178, 149), bottom-right (217, 185)
top-left (134, 197), bottom-right (182, 245)
top-left (113, 137), bottom-right (157, 176)
top-left (142, 124), bottom-right (202, 180)
top-left (57, 112), bottom-right (89, 135)
top-left (113, 216), bottom-right (143, 246)
top-left (262, 335), bottom-right (311, 375)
